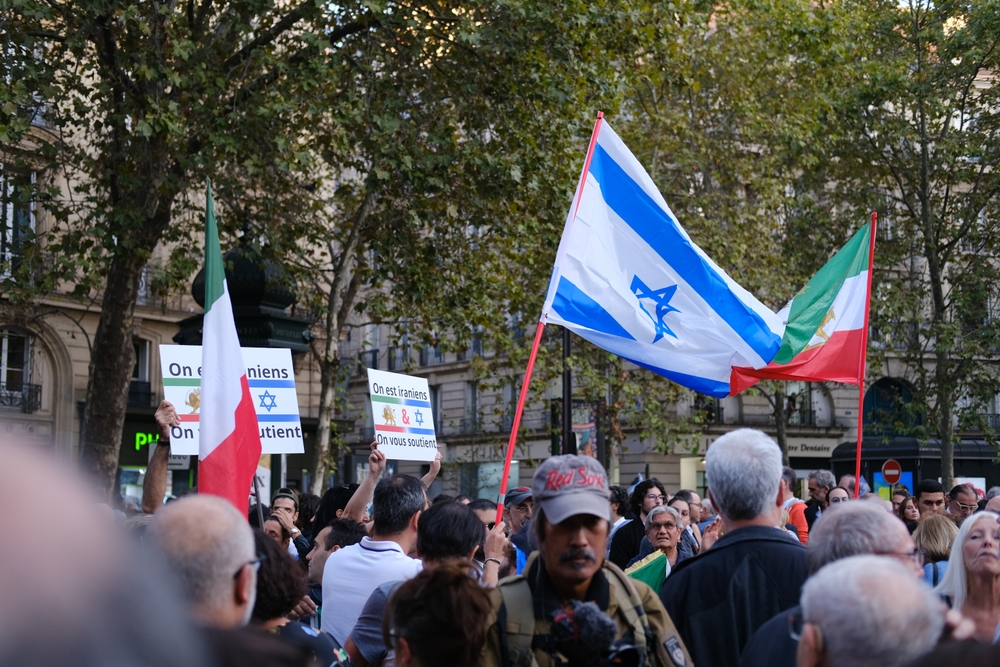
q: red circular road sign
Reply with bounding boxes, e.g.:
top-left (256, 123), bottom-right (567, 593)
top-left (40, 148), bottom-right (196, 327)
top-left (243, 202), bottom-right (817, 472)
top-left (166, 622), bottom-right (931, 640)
top-left (882, 459), bottom-right (902, 486)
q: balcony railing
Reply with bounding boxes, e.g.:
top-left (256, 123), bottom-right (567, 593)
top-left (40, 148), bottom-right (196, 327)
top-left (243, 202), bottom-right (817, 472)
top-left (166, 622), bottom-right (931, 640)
top-left (387, 346), bottom-right (410, 372)
top-left (419, 345), bottom-right (446, 366)
top-left (459, 417), bottom-right (481, 435)
top-left (128, 380), bottom-right (152, 408)
top-left (358, 349), bottom-right (379, 371)
top-left (0, 382), bottom-right (41, 414)
top-left (736, 409), bottom-right (817, 427)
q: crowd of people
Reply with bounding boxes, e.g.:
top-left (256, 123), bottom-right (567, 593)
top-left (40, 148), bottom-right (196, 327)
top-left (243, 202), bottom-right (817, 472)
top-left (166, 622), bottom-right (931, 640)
top-left (8, 400), bottom-right (1000, 667)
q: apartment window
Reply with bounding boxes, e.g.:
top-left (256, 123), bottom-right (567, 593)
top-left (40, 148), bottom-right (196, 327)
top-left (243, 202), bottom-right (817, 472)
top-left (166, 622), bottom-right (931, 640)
top-left (462, 381), bottom-right (480, 434)
top-left (0, 169), bottom-right (34, 275)
top-left (129, 338), bottom-right (152, 407)
top-left (0, 329), bottom-right (39, 413)
top-left (429, 385), bottom-right (442, 432)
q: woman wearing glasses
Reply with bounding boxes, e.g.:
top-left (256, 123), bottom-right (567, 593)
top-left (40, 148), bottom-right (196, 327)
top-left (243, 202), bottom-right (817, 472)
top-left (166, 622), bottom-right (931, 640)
top-left (934, 511), bottom-right (1000, 642)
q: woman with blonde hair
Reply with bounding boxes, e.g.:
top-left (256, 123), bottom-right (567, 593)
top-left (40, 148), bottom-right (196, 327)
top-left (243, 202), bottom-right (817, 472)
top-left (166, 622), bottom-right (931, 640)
top-left (913, 513), bottom-right (959, 586)
top-left (934, 511), bottom-right (1000, 641)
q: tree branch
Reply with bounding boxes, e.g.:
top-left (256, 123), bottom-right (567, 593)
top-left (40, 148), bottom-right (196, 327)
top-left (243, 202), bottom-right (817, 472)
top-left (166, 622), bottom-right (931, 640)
top-left (221, 0), bottom-right (318, 72)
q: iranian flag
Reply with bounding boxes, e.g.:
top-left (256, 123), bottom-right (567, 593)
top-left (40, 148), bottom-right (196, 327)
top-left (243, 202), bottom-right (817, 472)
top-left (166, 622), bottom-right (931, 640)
top-left (730, 221), bottom-right (875, 394)
top-left (198, 181), bottom-right (262, 509)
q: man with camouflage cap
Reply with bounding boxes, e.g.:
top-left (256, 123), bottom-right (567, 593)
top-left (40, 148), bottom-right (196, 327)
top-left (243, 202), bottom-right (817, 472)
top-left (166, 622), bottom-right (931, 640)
top-left (478, 455), bottom-right (693, 667)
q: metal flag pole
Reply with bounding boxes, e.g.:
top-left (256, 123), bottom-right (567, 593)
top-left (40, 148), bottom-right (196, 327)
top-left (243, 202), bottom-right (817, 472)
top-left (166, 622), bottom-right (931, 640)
top-left (563, 327), bottom-right (575, 454)
top-left (494, 111), bottom-right (605, 525)
top-left (253, 473), bottom-right (265, 525)
top-left (854, 211), bottom-right (878, 498)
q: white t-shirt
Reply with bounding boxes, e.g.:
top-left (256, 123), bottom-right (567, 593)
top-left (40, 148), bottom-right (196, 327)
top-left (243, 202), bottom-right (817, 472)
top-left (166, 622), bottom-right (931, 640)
top-left (320, 536), bottom-right (423, 645)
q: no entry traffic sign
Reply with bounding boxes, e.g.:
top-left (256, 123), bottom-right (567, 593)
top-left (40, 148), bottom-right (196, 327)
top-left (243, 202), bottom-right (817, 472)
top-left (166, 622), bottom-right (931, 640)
top-left (882, 459), bottom-right (902, 486)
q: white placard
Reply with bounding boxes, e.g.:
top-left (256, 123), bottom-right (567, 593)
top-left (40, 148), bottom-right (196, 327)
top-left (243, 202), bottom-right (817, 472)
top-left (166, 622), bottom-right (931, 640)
top-left (367, 368), bottom-right (438, 461)
top-left (159, 345), bottom-right (305, 455)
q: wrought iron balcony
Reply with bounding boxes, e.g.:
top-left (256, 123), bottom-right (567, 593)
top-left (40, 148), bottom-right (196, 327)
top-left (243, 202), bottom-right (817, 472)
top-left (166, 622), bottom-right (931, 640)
top-left (128, 380), bottom-right (152, 408)
top-left (358, 349), bottom-right (379, 370)
top-left (0, 382), bottom-right (41, 414)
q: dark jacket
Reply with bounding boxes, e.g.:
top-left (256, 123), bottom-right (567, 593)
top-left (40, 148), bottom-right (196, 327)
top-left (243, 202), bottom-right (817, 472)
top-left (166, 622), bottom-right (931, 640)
top-left (738, 604), bottom-right (799, 667)
top-left (608, 515), bottom-right (644, 570)
top-left (659, 525), bottom-right (808, 667)
top-left (804, 501), bottom-right (822, 530)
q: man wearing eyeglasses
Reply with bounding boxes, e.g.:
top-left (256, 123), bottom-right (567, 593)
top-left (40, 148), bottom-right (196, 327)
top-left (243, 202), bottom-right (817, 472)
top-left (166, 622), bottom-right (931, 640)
top-left (739, 500), bottom-right (933, 667)
top-left (147, 495), bottom-right (259, 628)
top-left (504, 487), bottom-right (534, 575)
top-left (608, 479), bottom-right (666, 570)
top-left (795, 556), bottom-right (944, 667)
top-left (948, 484), bottom-right (979, 520)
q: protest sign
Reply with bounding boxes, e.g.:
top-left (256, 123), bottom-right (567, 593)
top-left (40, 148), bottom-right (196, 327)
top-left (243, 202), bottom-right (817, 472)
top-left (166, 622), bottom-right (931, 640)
top-left (367, 368), bottom-right (438, 462)
top-left (159, 345), bottom-right (305, 456)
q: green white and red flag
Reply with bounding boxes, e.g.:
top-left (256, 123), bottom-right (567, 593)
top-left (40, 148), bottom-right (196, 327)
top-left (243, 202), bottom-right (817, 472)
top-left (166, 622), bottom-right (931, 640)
top-left (198, 180), bottom-right (262, 509)
top-left (730, 221), bottom-right (875, 394)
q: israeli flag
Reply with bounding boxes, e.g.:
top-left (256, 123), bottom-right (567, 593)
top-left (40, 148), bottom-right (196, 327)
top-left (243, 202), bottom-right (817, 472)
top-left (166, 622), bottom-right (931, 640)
top-left (541, 119), bottom-right (784, 397)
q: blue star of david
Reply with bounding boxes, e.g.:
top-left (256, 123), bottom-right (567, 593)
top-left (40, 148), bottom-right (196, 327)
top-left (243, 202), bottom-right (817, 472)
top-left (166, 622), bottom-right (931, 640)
top-left (258, 390), bottom-right (278, 412)
top-left (414, 409), bottom-right (425, 426)
top-left (631, 276), bottom-right (680, 343)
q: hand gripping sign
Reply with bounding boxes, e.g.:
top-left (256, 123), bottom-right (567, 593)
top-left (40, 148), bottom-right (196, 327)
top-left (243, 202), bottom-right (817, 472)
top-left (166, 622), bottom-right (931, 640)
top-left (366, 368), bottom-right (438, 462)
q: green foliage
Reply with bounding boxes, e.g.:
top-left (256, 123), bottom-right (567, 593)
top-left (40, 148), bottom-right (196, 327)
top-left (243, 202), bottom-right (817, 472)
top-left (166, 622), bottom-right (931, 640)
top-left (821, 0), bottom-right (1000, 482)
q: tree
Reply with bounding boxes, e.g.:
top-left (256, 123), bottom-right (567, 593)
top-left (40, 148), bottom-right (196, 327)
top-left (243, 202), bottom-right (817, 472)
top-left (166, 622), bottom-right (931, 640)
top-left (826, 0), bottom-right (1000, 487)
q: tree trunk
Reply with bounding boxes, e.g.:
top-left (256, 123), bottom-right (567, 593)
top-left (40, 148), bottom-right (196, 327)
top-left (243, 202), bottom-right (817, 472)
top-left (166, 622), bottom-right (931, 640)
top-left (307, 192), bottom-right (372, 495)
top-left (774, 384), bottom-right (788, 465)
top-left (79, 251), bottom-right (145, 498)
top-left (309, 339), bottom-right (341, 495)
top-left (937, 361), bottom-right (955, 490)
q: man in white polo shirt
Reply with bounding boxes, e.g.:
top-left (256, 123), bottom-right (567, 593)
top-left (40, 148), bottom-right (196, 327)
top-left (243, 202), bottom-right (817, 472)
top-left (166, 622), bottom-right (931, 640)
top-left (321, 473), bottom-right (426, 645)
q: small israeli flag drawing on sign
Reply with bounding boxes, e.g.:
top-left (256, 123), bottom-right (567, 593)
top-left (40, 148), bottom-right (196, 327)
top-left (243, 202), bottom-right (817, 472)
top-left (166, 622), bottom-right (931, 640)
top-left (541, 119), bottom-right (784, 397)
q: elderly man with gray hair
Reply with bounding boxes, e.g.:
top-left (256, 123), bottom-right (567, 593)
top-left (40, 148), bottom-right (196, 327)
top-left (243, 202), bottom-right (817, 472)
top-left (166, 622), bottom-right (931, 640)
top-left (739, 499), bottom-right (925, 667)
top-left (146, 495), bottom-right (259, 629)
top-left (659, 428), bottom-right (808, 667)
top-left (796, 555), bottom-right (944, 667)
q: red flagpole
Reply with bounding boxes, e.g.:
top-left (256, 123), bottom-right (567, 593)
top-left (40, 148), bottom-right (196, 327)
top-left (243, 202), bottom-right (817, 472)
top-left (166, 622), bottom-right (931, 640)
top-left (495, 322), bottom-right (546, 525)
top-left (854, 212), bottom-right (877, 498)
top-left (495, 112), bottom-right (605, 525)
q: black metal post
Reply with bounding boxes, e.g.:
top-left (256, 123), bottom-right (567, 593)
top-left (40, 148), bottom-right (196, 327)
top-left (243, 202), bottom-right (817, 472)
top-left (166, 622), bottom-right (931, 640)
top-left (563, 327), bottom-right (576, 455)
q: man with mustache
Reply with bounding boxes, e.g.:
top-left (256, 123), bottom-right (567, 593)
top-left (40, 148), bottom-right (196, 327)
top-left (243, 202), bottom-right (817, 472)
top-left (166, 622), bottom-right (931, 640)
top-left (478, 455), bottom-right (692, 667)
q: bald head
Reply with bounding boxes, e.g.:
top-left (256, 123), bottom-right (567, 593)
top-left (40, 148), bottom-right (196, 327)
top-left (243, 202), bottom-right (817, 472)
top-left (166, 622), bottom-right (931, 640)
top-left (807, 500), bottom-right (919, 576)
top-left (147, 496), bottom-right (256, 627)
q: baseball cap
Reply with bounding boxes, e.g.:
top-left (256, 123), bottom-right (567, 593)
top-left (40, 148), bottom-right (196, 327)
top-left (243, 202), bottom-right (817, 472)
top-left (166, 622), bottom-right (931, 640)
top-left (532, 455), bottom-right (611, 525)
top-left (505, 486), bottom-right (532, 507)
top-left (271, 489), bottom-right (298, 510)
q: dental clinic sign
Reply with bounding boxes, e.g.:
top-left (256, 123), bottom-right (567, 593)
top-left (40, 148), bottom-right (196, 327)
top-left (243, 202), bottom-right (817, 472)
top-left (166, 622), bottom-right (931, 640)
top-left (159, 345), bottom-right (305, 456)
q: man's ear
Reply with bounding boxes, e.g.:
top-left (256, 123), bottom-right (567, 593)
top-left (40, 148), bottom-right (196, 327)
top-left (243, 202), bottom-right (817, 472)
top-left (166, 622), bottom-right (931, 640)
top-left (330, 544), bottom-right (341, 553)
top-left (410, 510), bottom-right (422, 532)
top-left (335, 508), bottom-right (344, 518)
top-left (234, 563), bottom-right (254, 606)
top-left (796, 622), bottom-right (825, 667)
top-left (775, 484), bottom-right (784, 508)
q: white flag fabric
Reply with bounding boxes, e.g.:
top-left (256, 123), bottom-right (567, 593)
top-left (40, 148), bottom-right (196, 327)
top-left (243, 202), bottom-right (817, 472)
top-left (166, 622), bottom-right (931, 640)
top-left (541, 120), bottom-right (784, 397)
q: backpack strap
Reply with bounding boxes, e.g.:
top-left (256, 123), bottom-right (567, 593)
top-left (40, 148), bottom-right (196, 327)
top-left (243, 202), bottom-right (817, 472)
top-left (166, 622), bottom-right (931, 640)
top-left (497, 575), bottom-right (539, 667)
top-left (603, 562), bottom-right (651, 660)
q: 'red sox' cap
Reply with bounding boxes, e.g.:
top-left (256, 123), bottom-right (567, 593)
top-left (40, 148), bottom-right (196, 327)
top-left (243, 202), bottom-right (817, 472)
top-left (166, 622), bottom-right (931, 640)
top-left (532, 454), bottom-right (611, 525)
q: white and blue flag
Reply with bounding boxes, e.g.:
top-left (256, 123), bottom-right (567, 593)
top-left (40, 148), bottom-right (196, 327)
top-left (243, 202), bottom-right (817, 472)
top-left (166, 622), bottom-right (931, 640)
top-left (541, 119), bottom-right (784, 397)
